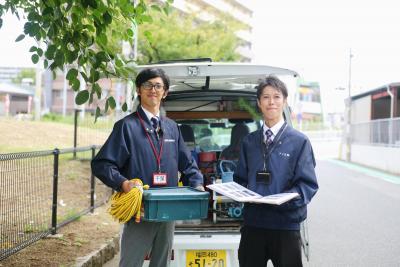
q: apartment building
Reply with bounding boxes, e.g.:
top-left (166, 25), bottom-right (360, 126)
top-left (171, 0), bottom-right (253, 61)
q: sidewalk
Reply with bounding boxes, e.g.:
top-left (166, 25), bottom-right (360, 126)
top-left (327, 159), bottom-right (400, 184)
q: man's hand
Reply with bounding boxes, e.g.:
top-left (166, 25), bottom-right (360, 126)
top-left (194, 185), bottom-right (205, 191)
top-left (121, 180), bottom-right (142, 193)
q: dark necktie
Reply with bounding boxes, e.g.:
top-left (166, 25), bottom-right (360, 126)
top-left (266, 129), bottom-right (273, 147)
top-left (151, 117), bottom-right (159, 132)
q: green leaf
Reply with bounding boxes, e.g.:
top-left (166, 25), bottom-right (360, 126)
top-left (42, 7), bottom-right (53, 16)
top-left (151, 5), bottom-right (162, 12)
top-left (88, 0), bottom-right (98, 9)
top-left (29, 46), bottom-right (37, 52)
top-left (90, 69), bottom-right (100, 82)
top-left (89, 91), bottom-right (94, 104)
top-left (115, 58), bottom-right (123, 68)
top-left (80, 71), bottom-right (89, 82)
top-left (122, 102), bottom-right (128, 112)
top-left (31, 54), bottom-right (39, 64)
top-left (75, 90), bottom-right (89, 105)
top-left (43, 59), bottom-right (48, 69)
top-left (54, 50), bottom-right (65, 66)
top-left (66, 50), bottom-right (78, 63)
top-left (93, 83), bottom-right (101, 98)
top-left (163, 6), bottom-right (170, 15)
top-left (45, 44), bottom-right (57, 60)
top-left (126, 28), bottom-right (134, 38)
top-left (141, 15), bottom-right (153, 23)
top-left (104, 99), bottom-right (109, 113)
top-left (97, 34), bottom-right (107, 47)
top-left (94, 107), bottom-right (101, 122)
top-left (27, 11), bottom-right (38, 22)
top-left (103, 11), bottom-right (112, 25)
top-left (143, 30), bottom-right (152, 39)
top-left (0, 18), bottom-right (3, 29)
top-left (72, 79), bottom-right (80, 91)
top-left (37, 48), bottom-right (43, 57)
top-left (96, 51), bottom-right (109, 62)
top-left (66, 1), bottom-right (73, 12)
top-left (15, 34), bottom-right (25, 42)
top-left (108, 96), bottom-right (116, 109)
top-left (66, 68), bottom-right (79, 81)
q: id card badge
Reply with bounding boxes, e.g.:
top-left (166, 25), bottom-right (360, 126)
top-left (256, 171), bottom-right (271, 185)
top-left (153, 172), bottom-right (168, 185)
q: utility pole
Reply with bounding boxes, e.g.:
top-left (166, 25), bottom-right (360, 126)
top-left (34, 63), bottom-right (42, 121)
top-left (346, 49), bottom-right (353, 162)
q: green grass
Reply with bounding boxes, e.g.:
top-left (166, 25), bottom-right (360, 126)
top-left (42, 112), bottom-right (115, 131)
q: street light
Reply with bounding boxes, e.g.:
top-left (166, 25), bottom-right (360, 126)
top-left (346, 49), bottom-right (353, 162)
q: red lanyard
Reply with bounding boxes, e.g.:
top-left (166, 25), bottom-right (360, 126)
top-left (137, 112), bottom-right (164, 172)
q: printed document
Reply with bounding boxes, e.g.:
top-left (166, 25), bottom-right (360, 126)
top-left (207, 182), bottom-right (299, 205)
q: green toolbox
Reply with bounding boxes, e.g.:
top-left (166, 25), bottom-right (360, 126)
top-left (142, 187), bottom-right (209, 222)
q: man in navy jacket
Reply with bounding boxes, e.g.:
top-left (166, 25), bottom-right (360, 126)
top-left (92, 68), bottom-right (203, 267)
top-left (234, 76), bottom-right (318, 267)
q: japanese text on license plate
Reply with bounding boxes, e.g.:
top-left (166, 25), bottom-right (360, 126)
top-left (186, 250), bottom-right (226, 267)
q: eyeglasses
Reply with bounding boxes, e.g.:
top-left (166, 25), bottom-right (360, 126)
top-left (141, 82), bottom-right (165, 91)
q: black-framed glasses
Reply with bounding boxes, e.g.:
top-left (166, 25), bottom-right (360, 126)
top-left (141, 82), bottom-right (165, 91)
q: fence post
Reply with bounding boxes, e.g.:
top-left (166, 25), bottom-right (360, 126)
top-left (51, 148), bottom-right (60, 235)
top-left (90, 146), bottom-right (96, 213)
top-left (73, 109), bottom-right (79, 159)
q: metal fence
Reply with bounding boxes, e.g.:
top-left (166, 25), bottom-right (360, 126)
top-left (0, 146), bottom-right (112, 261)
top-left (351, 117), bottom-right (400, 147)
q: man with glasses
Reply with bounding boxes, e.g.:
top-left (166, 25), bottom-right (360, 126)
top-left (92, 68), bottom-right (204, 267)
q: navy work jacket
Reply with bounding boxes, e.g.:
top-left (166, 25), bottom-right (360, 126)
top-left (234, 125), bottom-right (319, 230)
top-left (91, 107), bottom-right (203, 191)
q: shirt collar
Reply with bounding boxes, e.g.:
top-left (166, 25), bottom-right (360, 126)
top-left (141, 105), bottom-right (160, 122)
top-left (263, 118), bottom-right (285, 140)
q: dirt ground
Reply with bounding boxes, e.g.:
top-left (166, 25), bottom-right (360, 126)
top-left (0, 117), bottom-right (109, 153)
top-left (1, 117), bottom-right (120, 266)
top-left (0, 205), bottom-right (120, 267)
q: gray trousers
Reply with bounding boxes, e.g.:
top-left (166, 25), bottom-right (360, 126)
top-left (119, 220), bottom-right (175, 267)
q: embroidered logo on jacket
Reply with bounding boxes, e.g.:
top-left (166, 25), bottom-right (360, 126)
top-left (164, 139), bottom-right (176, 142)
top-left (278, 152), bottom-right (290, 158)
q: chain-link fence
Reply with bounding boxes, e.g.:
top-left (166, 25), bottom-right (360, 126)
top-left (0, 146), bottom-right (112, 261)
top-left (351, 117), bottom-right (400, 147)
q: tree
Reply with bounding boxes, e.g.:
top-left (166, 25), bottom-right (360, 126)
top-left (12, 68), bottom-right (36, 85)
top-left (137, 9), bottom-right (243, 64)
top-left (0, 0), bottom-right (172, 119)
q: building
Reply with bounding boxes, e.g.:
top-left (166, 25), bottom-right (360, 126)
top-left (291, 79), bottom-right (322, 129)
top-left (341, 83), bottom-right (400, 174)
top-left (0, 83), bottom-right (34, 115)
top-left (171, 0), bottom-right (253, 61)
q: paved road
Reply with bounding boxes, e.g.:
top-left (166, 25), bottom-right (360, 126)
top-left (305, 159), bottom-right (400, 266)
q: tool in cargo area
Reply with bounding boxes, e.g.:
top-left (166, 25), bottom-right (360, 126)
top-left (108, 178), bottom-right (149, 223)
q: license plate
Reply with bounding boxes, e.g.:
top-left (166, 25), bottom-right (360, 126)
top-left (186, 250), bottom-right (226, 267)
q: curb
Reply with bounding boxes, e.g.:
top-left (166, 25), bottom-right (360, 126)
top-left (75, 234), bottom-right (120, 267)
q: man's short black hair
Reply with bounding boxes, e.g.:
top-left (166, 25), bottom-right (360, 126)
top-left (135, 68), bottom-right (170, 90)
top-left (256, 75), bottom-right (288, 100)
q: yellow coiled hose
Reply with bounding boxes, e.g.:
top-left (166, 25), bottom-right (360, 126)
top-left (108, 179), bottom-right (149, 223)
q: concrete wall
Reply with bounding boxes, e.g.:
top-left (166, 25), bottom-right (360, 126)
top-left (351, 144), bottom-right (400, 175)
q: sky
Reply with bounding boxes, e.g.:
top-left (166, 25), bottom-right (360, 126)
top-left (251, 0), bottom-right (400, 112)
top-left (1, 0), bottom-right (400, 113)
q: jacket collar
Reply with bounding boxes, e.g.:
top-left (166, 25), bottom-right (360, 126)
top-left (136, 106), bottom-right (166, 133)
